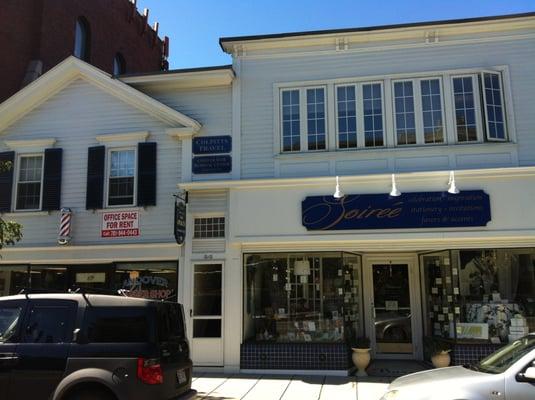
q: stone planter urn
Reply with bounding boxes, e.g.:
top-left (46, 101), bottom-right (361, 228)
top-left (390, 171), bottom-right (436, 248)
top-left (431, 350), bottom-right (451, 368)
top-left (352, 347), bottom-right (371, 377)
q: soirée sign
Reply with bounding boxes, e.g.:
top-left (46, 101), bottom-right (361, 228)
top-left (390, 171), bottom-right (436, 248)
top-left (302, 190), bottom-right (491, 230)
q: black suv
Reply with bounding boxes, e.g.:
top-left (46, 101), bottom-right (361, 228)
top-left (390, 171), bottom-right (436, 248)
top-left (0, 293), bottom-right (194, 400)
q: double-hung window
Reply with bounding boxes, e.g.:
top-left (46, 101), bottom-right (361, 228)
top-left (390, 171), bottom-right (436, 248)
top-left (481, 71), bottom-right (507, 141)
top-left (335, 82), bottom-right (384, 149)
top-left (107, 149), bottom-right (136, 207)
top-left (281, 87), bottom-right (327, 152)
top-left (15, 154), bottom-right (44, 211)
top-left (392, 77), bottom-right (444, 145)
top-left (451, 75), bottom-right (481, 142)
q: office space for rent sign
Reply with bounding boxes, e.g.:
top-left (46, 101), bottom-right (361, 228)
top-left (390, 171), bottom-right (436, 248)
top-left (101, 211), bottom-right (140, 238)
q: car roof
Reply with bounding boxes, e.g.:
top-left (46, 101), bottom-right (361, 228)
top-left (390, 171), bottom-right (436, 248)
top-left (0, 293), bottom-right (160, 307)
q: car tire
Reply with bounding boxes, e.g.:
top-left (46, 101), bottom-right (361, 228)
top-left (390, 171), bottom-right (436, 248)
top-left (66, 387), bottom-right (116, 400)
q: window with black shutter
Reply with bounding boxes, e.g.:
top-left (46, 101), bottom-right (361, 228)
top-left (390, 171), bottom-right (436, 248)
top-left (86, 146), bottom-right (105, 209)
top-left (42, 148), bottom-right (63, 211)
top-left (0, 151), bottom-right (15, 212)
top-left (137, 142), bottom-right (157, 207)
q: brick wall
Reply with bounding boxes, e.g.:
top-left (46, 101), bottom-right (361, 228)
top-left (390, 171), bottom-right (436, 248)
top-left (0, 0), bottom-right (167, 103)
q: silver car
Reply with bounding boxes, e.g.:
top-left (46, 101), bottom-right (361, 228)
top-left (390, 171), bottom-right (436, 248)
top-left (381, 334), bottom-right (535, 400)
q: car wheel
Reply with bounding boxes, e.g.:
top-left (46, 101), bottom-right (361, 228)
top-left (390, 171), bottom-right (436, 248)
top-left (66, 387), bottom-right (116, 400)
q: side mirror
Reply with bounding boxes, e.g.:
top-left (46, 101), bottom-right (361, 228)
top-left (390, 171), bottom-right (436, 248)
top-left (517, 367), bottom-right (535, 383)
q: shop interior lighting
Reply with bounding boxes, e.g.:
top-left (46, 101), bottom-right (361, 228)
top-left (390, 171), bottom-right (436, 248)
top-left (333, 176), bottom-right (344, 199)
top-left (448, 170), bottom-right (460, 194)
top-left (389, 174), bottom-right (401, 197)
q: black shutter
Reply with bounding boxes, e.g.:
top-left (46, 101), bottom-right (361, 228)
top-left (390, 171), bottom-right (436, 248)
top-left (85, 146), bottom-right (105, 210)
top-left (137, 142), bottom-right (157, 207)
top-left (42, 148), bottom-right (63, 211)
top-left (0, 151), bottom-right (15, 212)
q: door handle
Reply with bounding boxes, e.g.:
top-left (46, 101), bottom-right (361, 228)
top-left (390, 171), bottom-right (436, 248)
top-left (189, 309), bottom-right (193, 318)
top-left (0, 354), bottom-right (19, 367)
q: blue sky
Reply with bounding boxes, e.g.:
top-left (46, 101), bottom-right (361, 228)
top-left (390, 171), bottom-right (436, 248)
top-left (136, 0), bottom-right (535, 69)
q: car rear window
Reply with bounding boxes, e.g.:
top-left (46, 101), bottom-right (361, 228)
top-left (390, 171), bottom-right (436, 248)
top-left (157, 303), bottom-right (185, 342)
top-left (0, 307), bottom-right (22, 343)
top-left (85, 307), bottom-right (152, 343)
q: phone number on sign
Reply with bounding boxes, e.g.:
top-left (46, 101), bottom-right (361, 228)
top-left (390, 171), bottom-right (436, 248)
top-left (101, 229), bottom-right (139, 238)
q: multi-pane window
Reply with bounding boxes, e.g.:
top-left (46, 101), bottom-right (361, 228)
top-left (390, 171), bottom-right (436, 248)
top-left (16, 155), bottom-right (43, 211)
top-left (281, 89), bottom-right (300, 152)
top-left (336, 85), bottom-right (357, 149)
top-left (108, 149), bottom-right (135, 206)
top-left (452, 76), bottom-right (479, 142)
top-left (362, 83), bottom-right (384, 147)
top-left (482, 72), bottom-right (506, 141)
top-left (194, 217), bottom-right (225, 239)
top-left (306, 88), bottom-right (326, 150)
top-left (421, 79), bottom-right (444, 144)
top-left (393, 81), bottom-right (416, 145)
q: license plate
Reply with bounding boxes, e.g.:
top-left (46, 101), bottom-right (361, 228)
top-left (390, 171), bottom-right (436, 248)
top-left (176, 369), bottom-right (187, 384)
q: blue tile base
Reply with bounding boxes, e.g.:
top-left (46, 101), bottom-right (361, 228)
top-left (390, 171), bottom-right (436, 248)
top-left (240, 342), bottom-right (351, 370)
top-left (451, 343), bottom-right (504, 366)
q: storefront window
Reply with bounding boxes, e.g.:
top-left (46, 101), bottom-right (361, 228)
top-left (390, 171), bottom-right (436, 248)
top-left (30, 266), bottom-right (68, 292)
top-left (421, 248), bottom-right (535, 344)
top-left (115, 262), bottom-right (178, 301)
top-left (244, 252), bottom-right (361, 343)
top-left (0, 265), bottom-right (29, 296)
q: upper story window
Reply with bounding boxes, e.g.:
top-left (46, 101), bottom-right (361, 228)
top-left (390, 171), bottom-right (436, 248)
top-left (113, 53), bottom-right (126, 75)
top-left (277, 67), bottom-right (510, 154)
top-left (74, 17), bottom-right (90, 61)
top-left (107, 149), bottom-right (136, 207)
top-left (194, 217), bottom-right (225, 239)
top-left (15, 154), bottom-right (43, 211)
top-left (281, 87), bottom-right (327, 152)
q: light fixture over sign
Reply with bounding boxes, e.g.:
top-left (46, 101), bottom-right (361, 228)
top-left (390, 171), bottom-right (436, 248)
top-left (448, 171), bottom-right (460, 194)
top-left (333, 176), bottom-right (344, 199)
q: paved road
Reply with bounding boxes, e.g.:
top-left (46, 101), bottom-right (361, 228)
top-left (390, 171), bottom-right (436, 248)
top-left (191, 373), bottom-right (391, 400)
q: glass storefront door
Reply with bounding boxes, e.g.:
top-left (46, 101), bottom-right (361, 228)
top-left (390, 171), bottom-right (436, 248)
top-left (363, 255), bottom-right (422, 359)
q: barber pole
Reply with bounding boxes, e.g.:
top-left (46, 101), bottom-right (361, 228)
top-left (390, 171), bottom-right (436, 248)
top-left (58, 208), bottom-right (72, 245)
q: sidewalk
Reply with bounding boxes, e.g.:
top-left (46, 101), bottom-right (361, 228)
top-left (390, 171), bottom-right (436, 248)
top-left (191, 373), bottom-right (391, 400)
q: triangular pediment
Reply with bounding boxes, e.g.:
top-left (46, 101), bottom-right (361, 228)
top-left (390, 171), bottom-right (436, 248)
top-left (0, 57), bottom-right (201, 134)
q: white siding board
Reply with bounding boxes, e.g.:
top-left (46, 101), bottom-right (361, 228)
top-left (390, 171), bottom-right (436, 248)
top-left (188, 190), bottom-right (228, 214)
top-left (0, 79), bottom-right (181, 247)
top-left (239, 38), bottom-right (535, 178)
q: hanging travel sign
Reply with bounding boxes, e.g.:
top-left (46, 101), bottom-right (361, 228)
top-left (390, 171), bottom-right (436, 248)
top-left (193, 135), bottom-right (232, 154)
top-left (302, 190), bottom-right (491, 230)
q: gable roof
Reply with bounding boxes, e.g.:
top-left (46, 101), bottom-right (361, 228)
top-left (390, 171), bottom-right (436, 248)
top-left (0, 56), bottom-right (201, 134)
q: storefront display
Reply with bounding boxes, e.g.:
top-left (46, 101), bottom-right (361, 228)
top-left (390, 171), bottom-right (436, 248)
top-left (244, 252), bottom-right (362, 344)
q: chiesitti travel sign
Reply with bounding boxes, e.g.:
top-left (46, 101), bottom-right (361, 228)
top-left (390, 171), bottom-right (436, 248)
top-left (302, 190), bottom-right (491, 230)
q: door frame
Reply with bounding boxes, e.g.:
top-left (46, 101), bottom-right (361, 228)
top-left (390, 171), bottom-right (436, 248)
top-left (190, 260), bottom-right (225, 367)
top-left (362, 253), bottom-right (423, 360)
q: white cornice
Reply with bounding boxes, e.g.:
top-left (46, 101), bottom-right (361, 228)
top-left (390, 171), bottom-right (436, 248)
top-left (4, 138), bottom-right (56, 151)
top-left (96, 131), bottom-right (149, 144)
top-left (166, 127), bottom-right (198, 139)
top-left (122, 68), bottom-right (235, 89)
top-left (221, 16), bottom-right (535, 55)
top-left (178, 166), bottom-right (535, 191)
top-left (0, 57), bottom-right (202, 134)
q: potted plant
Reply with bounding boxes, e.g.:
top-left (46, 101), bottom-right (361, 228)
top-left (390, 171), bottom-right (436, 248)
top-left (350, 336), bottom-right (371, 376)
top-left (424, 337), bottom-right (452, 368)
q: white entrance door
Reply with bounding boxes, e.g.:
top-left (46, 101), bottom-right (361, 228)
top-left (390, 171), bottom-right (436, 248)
top-left (363, 254), bottom-right (422, 359)
top-left (191, 262), bottom-right (224, 366)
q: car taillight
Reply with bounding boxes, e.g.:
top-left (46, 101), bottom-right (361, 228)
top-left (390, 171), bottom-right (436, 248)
top-left (137, 358), bottom-right (163, 385)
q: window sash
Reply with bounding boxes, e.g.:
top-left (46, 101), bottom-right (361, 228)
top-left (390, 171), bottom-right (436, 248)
top-left (281, 89), bottom-right (301, 152)
top-left (451, 74), bottom-right (483, 143)
top-left (194, 217), bottom-right (226, 239)
top-left (107, 148), bottom-right (136, 207)
top-left (481, 71), bottom-right (507, 142)
top-left (15, 154), bottom-right (43, 211)
top-left (335, 84), bottom-right (358, 149)
top-left (306, 87), bottom-right (326, 151)
top-left (392, 80), bottom-right (417, 146)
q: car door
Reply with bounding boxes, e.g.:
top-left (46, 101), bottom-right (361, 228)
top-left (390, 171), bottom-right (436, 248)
top-left (0, 299), bottom-right (26, 400)
top-left (8, 299), bottom-right (77, 400)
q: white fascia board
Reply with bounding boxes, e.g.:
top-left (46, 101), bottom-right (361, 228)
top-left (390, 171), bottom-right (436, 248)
top-left (122, 69), bottom-right (235, 88)
top-left (221, 16), bottom-right (535, 55)
top-left (178, 166), bottom-right (535, 191)
top-left (4, 138), bottom-right (56, 151)
top-left (96, 131), bottom-right (149, 144)
top-left (0, 57), bottom-right (202, 134)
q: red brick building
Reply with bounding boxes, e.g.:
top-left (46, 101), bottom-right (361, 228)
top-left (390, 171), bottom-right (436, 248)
top-left (0, 0), bottom-right (168, 103)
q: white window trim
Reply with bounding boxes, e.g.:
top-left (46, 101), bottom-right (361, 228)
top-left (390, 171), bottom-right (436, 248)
top-left (273, 65), bottom-right (514, 155)
top-left (13, 153), bottom-right (45, 212)
top-left (334, 83), bottom-right (358, 150)
top-left (4, 138), bottom-right (56, 154)
top-left (391, 76), bottom-right (447, 146)
top-left (449, 74), bottom-right (484, 144)
top-left (360, 80), bottom-right (386, 149)
top-left (480, 70), bottom-right (508, 142)
top-left (279, 85), bottom-right (328, 153)
top-left (104, 146), bottom-right (138, 209)
top-left (96, 131), bottom-right (148, 147)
